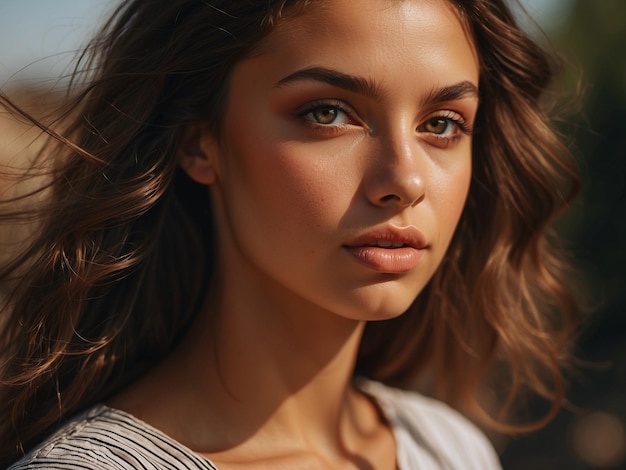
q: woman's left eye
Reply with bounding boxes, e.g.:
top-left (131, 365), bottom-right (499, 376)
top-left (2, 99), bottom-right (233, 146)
top-left (417, 112), bottom-right (472, 147)
top-left (422, 117), bottom-right (458, 136)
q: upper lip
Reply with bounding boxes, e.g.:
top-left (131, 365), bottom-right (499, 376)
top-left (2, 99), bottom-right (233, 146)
top-left (344, 225), bottom-right (428, 249)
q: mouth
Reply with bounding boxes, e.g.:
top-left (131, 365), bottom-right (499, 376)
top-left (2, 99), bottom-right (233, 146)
top-left (343, 226), bottom-right (427, 273)
top-left (345, 225), bottom-right (427, 250)
top-left (364, 240), bottom-right (410, 248)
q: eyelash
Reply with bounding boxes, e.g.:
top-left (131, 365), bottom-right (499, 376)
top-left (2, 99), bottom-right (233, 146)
top-left (424, 111), bottom-right (471, 133)
top-left (418, 111), bottom-right (472, 146)
top-left (296, 99), bottom-right (357, 128)
top-left (296, 100), bottom-right (472, 144)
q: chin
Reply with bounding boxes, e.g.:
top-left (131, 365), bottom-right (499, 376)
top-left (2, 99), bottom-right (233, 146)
top-left (336, 292), bottom-right (419, 323)
top-left (356, 281), bottom-right (424, 321)
top-left (365, 306), bottom-right (413, 322)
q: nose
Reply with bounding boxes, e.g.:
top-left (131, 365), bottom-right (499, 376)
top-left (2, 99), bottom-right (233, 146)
top-left (364, 131), bottom-right (426, 209)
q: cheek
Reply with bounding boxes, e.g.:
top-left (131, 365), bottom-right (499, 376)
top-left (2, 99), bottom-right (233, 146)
top-left (220, 99), bottom-right (360, 229)
top-left (218, 137), bottom-right (352, 241)
top-left (431, 157), bottom-right (472, 242)
top-left (218, 82), bottom-right (363, 229)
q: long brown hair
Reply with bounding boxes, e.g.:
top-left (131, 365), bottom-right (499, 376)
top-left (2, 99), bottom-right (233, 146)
top-left (0, 0), bottom-right (579, 465)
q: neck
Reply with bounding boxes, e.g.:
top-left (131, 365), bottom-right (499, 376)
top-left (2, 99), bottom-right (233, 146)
top-left (117, 257), bottom-right (376, 459)
top-left (186, 266), bottom-right (367, 448)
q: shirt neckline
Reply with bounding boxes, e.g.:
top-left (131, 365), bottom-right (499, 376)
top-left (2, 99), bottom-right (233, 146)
top-left (92, 378), bottom-right (402, 469)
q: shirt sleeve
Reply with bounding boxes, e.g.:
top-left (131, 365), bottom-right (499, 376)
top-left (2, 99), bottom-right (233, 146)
top-left (359, 379), bottom-right (502, 470)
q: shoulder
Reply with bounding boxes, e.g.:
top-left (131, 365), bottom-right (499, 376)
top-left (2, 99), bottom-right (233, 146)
top-left (8, 405), bottom-right (217, 470)
top-left (358, 379), bottom-right (502, 470)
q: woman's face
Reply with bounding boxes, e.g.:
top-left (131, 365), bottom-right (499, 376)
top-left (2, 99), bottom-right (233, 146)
top-left (200, 0), bottom-right (479, 321)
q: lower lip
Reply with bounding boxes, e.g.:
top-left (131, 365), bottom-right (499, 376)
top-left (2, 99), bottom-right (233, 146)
top-left (344, 246), bottom-right (424, 273)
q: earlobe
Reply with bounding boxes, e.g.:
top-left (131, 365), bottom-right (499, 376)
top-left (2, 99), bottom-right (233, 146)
top-left (178, 124), bottom-right (219, 185)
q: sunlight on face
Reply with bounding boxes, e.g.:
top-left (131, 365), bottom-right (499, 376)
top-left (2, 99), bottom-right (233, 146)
top-left (208, 0), bottom-right (479, 321)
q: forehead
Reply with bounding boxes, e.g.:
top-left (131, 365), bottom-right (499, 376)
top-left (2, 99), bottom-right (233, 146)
top-left (251, 0), bottom-right (478, 88)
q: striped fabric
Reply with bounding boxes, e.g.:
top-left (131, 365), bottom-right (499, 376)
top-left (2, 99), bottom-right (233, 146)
top-left (10, 380), bottom-right (501, 469)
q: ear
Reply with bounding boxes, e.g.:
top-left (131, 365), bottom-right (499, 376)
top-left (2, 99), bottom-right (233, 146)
top-left (178, 123), bottom-right (219, 185)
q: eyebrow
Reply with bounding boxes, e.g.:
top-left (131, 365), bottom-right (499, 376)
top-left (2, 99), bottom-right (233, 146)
top-left (421, 81), bottom-right (479, 106)
top-left (275, 66), bottom-right (479, 105)
top-left (275, 66), bottom-right (382, 98)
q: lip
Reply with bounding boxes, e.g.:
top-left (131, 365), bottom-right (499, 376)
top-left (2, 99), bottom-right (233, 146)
top-left (343, 226), bottom-right (428, 273)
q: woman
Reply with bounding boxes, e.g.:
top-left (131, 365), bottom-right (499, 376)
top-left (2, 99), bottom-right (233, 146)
top-left (1, 0), bottom-right (579, 468)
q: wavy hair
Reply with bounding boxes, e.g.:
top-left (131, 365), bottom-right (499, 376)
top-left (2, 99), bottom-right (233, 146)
top-left (0, 0), bottom-right (579, 465)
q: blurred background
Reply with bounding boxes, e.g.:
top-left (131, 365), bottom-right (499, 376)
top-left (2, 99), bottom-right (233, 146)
top-left (0, 1), bottom-right (624, 468)
top-left (500, 2), bottom-right (626, 469)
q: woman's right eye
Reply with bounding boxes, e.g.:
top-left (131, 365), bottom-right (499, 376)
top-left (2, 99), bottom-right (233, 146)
top-left (297, 101), bottom-right (354, 126)
top-left (307, 106), bottom-right (343, 124)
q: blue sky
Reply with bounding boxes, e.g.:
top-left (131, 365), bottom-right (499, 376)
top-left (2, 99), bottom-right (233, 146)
top-left (0, 0), bottom-right (575, 84)
top-left (0, 0), bottom-right (114, 84)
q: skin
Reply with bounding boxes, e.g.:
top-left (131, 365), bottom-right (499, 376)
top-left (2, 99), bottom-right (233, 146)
top-left (111, 1), bottom-right (480, 468)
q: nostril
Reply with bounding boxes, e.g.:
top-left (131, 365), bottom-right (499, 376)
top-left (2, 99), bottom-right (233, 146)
top-left (378, 191), bottom-right (425, 207)
top-left (367, 172), bottom-right (426, 208)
